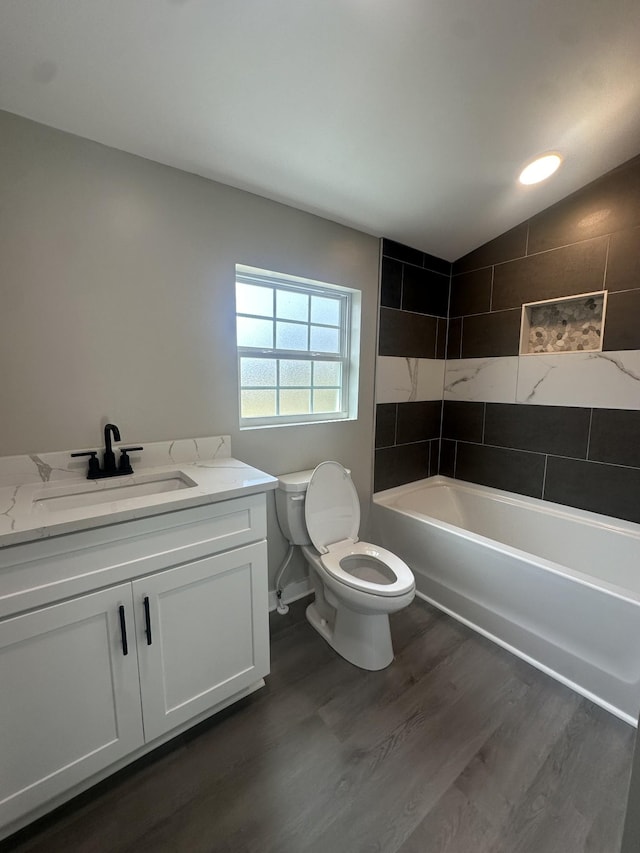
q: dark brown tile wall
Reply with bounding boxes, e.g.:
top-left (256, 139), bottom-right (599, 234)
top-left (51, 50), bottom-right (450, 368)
top-left (526, 154), bottom-right (640, 254)
top-left (449, 155), bottom-right (640, 360)
top-left (380, 239), bottom-right (450, 317)
top-left (375, 239), bottom-right (451, 491)
top-left (440, 155), bottom-right (640, 521)
top-left (461, 309), bottom-right (521, 358)
top-left (455, 442), bottom-right (546, 499)
top-left (491, 237), bottom-right (608, 311)
top-left (453, 222), bottom-right (528, 274)
top-left (441, 401), bottom-right (640, 521)
top-left (376, 155), bottom-right (640, 524)
top-left (378, 307), bottom-right (438, 357)
top-left (603, 290), bottom-right (640, 351)
top-left (374, 418), bottom-right (441, 492)
top-left (607, 226), bottom-right (640, 292)
top-left (374, 398), bottom-right (443, 491)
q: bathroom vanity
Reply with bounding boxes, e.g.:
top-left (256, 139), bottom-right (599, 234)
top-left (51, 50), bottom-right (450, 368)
top-left (0, 436), bottom-right (277, 840)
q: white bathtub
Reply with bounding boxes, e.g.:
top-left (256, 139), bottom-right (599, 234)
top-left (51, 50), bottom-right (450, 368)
top-left (372, 476), bottom-right (640, 725)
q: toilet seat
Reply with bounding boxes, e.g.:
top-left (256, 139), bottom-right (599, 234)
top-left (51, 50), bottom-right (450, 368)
top-left (320, 540), bottom-right (415, 598)
top-left (305, 461), bottom-right (415, 598)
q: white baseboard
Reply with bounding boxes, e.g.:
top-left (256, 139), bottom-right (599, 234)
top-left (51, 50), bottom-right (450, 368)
top-left (268, 578), bottom-right (313, 612)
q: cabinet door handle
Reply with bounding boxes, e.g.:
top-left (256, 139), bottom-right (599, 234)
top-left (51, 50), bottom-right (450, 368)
top-left (118, 605), bottom-right (129, 656)
top-left (143, 596), bottom-right (152, 645)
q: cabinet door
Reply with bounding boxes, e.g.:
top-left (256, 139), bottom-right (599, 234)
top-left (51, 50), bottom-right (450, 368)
top-left (0, 585), bottom-right (144, 827)
top-left (134, 541), bottom-right (269, 742)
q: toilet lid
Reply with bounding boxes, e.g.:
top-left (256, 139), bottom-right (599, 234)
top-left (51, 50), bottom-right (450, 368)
top-left (305, 461), bottom-right (360, 554)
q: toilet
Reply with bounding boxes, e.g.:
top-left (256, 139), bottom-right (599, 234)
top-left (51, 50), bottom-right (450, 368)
top-left (275, 461), bottom-right (415, 671)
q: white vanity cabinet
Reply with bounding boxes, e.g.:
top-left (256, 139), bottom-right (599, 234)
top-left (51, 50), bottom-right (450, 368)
top-left (0, 492), bottom-right (270, 839)
top-left (0, 584), bottom-right (144, 828)
top-left (134, 543), bottom-right (269, 741)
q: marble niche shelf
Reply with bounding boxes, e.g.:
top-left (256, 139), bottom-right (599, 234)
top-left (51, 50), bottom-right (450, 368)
top-left (519, 290), bottom-right (607, 355)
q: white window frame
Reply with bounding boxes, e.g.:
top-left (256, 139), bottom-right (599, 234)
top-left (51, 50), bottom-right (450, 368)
top-left (235, 264), bottom-right (360, 428)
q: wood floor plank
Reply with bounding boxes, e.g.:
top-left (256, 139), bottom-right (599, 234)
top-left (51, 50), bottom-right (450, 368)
top-left (454, 673), bottom-right (582, 831)
top-left (486, 700), bottom-right (634, 853)
top-left (4, 599), bottom-right (633, 853)
top-left (397, 786), bottom-right (495, 853)
top-left (317, 609), bottom-right (469, 743)
top-left (303, 645), bottom-right (529, 852)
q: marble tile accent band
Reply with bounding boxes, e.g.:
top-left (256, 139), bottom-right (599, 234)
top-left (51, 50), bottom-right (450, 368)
top-left (444, 357), bottom-right (519, 404)
top-left (443, 350), bottom-right (640, 409)
top-left (516, 351), bottom-right (640, 409)
top-left (376, 357), bottom-right (445, 403)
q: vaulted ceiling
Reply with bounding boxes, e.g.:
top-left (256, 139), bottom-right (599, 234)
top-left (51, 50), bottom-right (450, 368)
top-left (1, 0), bottom-right (640, 260)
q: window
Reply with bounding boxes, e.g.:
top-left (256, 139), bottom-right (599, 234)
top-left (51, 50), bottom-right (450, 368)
top-left (235, 264), bottom-right (360, 427)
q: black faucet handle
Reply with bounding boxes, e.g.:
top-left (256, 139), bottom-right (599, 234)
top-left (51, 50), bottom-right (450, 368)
top-left (118, 446), bottom-right (144, 474)
top-left (70, 450), bottom-right (101, 479)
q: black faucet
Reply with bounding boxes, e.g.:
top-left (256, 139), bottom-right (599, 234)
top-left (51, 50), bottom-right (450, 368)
top-left (71, 423), bottom-right (143, 479)
top-left (103, 423), bottom-right (120, 474)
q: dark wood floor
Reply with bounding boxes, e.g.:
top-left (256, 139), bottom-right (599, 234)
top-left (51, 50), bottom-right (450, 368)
top-left (5, 598), bottom-right (635, 853)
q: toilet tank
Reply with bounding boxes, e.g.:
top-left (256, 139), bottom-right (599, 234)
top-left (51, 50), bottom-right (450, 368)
top-left (275, 469), bottom-right (315, 545)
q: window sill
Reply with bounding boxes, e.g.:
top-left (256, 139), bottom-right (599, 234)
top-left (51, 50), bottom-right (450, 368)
top-left (239, 415), bottom-right (356, 431)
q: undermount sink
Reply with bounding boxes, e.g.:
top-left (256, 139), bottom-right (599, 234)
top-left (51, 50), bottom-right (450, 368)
top-left (32, 471), bottom-right (198, 514)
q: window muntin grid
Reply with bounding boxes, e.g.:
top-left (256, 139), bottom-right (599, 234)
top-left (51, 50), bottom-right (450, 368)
top-left (235, 268), bottom-right (352, 427)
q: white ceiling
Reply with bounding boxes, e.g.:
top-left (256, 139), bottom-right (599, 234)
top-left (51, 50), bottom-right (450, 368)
top-left (1, 0), bottom-right (640, 261)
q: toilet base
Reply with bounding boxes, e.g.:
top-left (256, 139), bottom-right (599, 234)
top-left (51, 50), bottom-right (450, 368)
top-left (306, 601), bottom-right (394, 671)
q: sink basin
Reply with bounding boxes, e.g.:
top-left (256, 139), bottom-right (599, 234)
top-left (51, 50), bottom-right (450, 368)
top-left (32, 471), bottom-right (198, 514)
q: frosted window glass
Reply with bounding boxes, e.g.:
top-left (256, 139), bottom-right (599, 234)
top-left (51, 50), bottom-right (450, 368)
top-left (280, 360), bottom-right (312, 386)
top-left (241, 390), bottom-right (277, 418)
top-left (311, 296), bottom-right (340, 326)
top-left (279, 389), bottom-right (311, 415)
top-left (313, 361), bottom-right (341, 386)
top-left (310, 325), bottom-right (339, 353)
top-left (276, 322), bottom-right (308, 351)
top-left (236, 284), bottom-right (273, 317)
top-left (236, 317), bottom-right (273, 348)
top-left (240, 358), bottom-right (276, 387)
top-left (277, 290), bottom-right (308, 322)
top-left (313, 390), bottom-right (340, 413)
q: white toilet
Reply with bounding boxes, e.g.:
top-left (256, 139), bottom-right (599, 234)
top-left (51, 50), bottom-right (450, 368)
top-left (275, 461), bottom-right (415, 671)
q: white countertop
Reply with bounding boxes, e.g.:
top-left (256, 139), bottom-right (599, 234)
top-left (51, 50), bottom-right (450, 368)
top-left (0, 436), bottom-right (277, 548)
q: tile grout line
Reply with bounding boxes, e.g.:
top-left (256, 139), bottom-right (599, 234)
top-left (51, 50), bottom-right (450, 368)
top-left (541, 454), bottom-right (548, 499)
top-left (602, 235), bottom-right (611, 288)
top-left (382, 305), bottom-right (449, 320)
top-left (481, 402), bottom-right (486, 444)
top-left (453, 440), bottom-right (458, 478)
top-left (525, 220), bottom-right (530, 256)
top-left (514, 338), bottom-right (522, 404)
top-left (585, 407), bottom-right (593, 460)
top-left (389, 437), bottom-right (436, 449)
top-left (459, 231), bottom-right (611, 276)
top-left (383, 253), bottom-right (449, 277)
top-left (489, 265), bottom-right (495, 312)
top-left (447, 287), bottom-right (640, 320)
top-left (451, 437), bottom-right (640, 472)
top-left (438, 267), bottom-right (453, 469)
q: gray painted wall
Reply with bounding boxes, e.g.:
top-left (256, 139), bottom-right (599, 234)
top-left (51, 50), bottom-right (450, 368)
top-left (0, 110), bottom-right (380, 588)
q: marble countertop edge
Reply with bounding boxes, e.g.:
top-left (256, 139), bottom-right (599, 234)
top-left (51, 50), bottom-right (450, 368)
top-left (0, 458), bottom-right (278, 549)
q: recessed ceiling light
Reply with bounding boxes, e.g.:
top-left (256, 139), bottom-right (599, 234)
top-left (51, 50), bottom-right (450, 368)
top-left (518, 153), bottom-right (563, 185)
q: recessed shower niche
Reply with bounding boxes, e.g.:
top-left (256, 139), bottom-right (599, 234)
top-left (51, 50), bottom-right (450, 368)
top-left (520, 290), bottom-right (607, 355)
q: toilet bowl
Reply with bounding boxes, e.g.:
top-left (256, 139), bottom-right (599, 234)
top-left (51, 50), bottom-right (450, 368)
top-left (275, 461), bottom-right (415, 670)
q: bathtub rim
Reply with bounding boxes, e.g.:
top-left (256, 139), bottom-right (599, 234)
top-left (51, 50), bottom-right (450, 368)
top-left (372, 475), bottom-right (640, 607)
